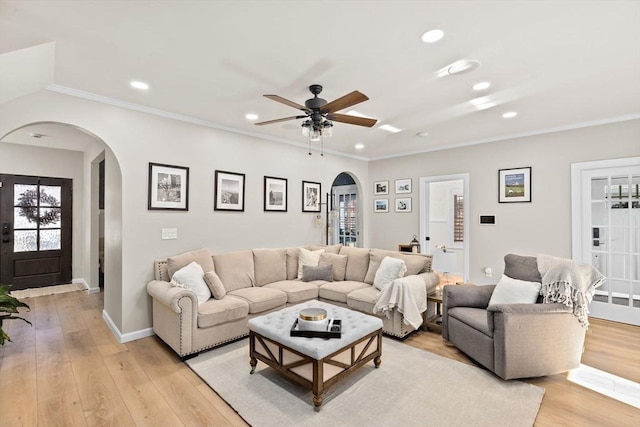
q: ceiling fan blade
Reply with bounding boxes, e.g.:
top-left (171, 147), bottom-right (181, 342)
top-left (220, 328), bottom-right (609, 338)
top-left (327, 113), bottom-right (378, 128)
top-left (320, 91), bottom-right (369, 113)
top-left (263, 94), bottom-right (308, 111)
top-left (255, 116), bottom-right (306, 126)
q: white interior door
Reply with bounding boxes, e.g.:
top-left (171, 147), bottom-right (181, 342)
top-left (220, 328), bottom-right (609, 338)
top-left (572, 158), bottom-right (640, 325)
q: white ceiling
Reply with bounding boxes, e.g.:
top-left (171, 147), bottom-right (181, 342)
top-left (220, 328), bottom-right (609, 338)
top-left (1, 1), bottom-right (639, 160)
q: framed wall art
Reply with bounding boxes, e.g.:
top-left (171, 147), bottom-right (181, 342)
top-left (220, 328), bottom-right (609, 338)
top-left (374, 180), bottom-right (389, 195)
top-left (395, 197), bottom-right (412, 212)
top-left (214, 170), bottom-right (245, 211)
top-left (148, 162), bottom-right (189, 211)
top-left (395, 178), bottom-right (412, 194)
top-left (374, 198), bottom-right (389, 213)
top-left (302, 181), bottom-right (321, 212)
top-left (264, 176), bottom-right (288, 212)
top-left (499, 167), bottom-right (531, 203)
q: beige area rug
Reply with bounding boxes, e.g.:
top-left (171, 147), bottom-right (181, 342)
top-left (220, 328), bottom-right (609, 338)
top-left (10, 283), bottom-right (85, 299)
top-left (187, 337), bottom-right (544, 427)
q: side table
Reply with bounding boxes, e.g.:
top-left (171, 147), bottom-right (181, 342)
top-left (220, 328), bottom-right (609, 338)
top-left (424, 289), bottom-right (443, 333)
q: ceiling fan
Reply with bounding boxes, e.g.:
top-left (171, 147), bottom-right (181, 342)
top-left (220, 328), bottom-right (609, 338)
top-left (255, 84), bottom-right (378, 135)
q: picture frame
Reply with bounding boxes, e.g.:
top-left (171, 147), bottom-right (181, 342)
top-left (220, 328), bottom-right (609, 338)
top-left (148, 162), bottom-right (189, 211)
top-left (302, 181), bottom-right (321, 212)
top-left (264, 176), bottom-right (288, 212)
top-left (395, 197), bottom-right (412, 213)
top-left (374, 180), bottom-right (389, 195)
top-left (395, 178), bottom-right (412, 194)
top-left (214, 170), bottom-right (245, 211)
top-left (499, 167), bottom-right (531, 203)
top-left (374, 198), bottom-right (389, 213)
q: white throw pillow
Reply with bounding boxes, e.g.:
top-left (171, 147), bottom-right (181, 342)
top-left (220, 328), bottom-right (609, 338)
top-left (488, 274), bottom-right (541, 306)
top-left (170, 261), bottom-right (211, 304)
top-left (373, 256), bottom-right (407, 291)
top-left (297, 248), bottom-right (325, 279)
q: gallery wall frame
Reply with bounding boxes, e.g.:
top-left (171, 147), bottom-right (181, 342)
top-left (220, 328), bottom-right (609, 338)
top-left (374, 198), bottom-right (389, 213)
top-left (302, 181), bottom-right (321, 212)
top-left (148, 162), bottom-right (189, 211)
top-left (215, 170), bottom-right (245, 211)
top-left (264, 176), bottom-right (288, 212)
top-left (498, 167), bottom-right (532, 203)
top-left (395, 178), bottom-right (412, 194)
top-left (395, 197), bottom-right (412, 212)
top-left (374, 180), bottom-right (389, 195)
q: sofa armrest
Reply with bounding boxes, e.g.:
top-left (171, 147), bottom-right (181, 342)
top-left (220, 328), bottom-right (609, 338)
top-left (488, 303), bottom-right (571, 315)
top-left (443, 284), bottom-right (495, 309)
top-left (147, 280), bottom-right (198, 313)
top-left (416, 272), bottom-right (440, 294)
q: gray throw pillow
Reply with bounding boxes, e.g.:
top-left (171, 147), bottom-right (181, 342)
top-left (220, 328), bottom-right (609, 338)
top-left (302, 264), bottom-right (333, 282)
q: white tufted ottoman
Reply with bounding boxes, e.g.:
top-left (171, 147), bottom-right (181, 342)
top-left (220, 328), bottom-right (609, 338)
top-left (248, 300), bottom-right (383, 410)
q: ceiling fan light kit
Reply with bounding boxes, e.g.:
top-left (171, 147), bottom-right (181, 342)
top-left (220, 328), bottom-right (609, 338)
top-left (256, 84), bottom-right (378, 155)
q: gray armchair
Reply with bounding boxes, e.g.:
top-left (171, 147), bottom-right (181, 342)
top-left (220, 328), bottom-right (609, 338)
top-left (442, 254), bottom-right (586, 380)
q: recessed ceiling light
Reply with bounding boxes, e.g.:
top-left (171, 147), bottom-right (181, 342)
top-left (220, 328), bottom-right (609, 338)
top-left (473, 82), bottom-right (491, 91)
top-left (245, 113), bottom-right (259, 120)
top-left (416, 132), bottom-right (429, 137)
top-left (447, 60), bottom-right (480, 75)
top-left (469, 97), bottom-right (491, 106)
top-left (379, 124), bottom-right (402, 133)
top-left (476, 103), bottom-right (496, 111)
top-left (355, 143), bottom-right (365, 150)
top-left (130, 80), bottom-right (149, 90)
top-left (502, 111), bottom-right (518, 119)
top-left (421, 29), bottom-right (444, 43)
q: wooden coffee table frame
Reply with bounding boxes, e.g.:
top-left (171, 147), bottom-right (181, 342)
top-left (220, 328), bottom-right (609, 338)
top-left (249, 328), bottom-right (382, 410)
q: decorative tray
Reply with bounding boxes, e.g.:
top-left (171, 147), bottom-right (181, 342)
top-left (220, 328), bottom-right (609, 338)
top-left (290, 318), bottom-right (342, 339)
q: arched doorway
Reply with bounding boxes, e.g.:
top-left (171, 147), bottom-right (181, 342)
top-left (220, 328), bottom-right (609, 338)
top-left (329, 172), bottom-right (362, 247)
top-left (0, 122), bottom-right (121, 298)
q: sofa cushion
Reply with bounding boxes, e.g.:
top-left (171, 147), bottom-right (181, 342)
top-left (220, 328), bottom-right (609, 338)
top-left (213, 250), bottom-right (255, 292)
top-left (319, 253), bottom-right (348, 281)
top-left (170, 262), bottom-right (211, 304)
top-left (264, 280), bottom-right (319, 304)
top-left (285, 248), bottom-right (300, 280)
top-left (319, 280), bottom-right (370, 303)
top-left (364, 249), bottom-right (432, 284)
top-left (448, 307), bottom-right (494, 337)
top-left (339, 246), bottom-right (370, 282)
top-left (227, 287), bottom-right (287, 313)
top-left (302, 264), bottom-right (333, 282)
top-left (167, 248), bottom-right (214, 280)
top-left (297, 248), bottom-right (325, 278)
top-left (504, 254), bottom-right (542, 283)
top-left (346, 286), bottom-right (380, 313)
top-left (203, 270), bottom-right (226, 299)
top-left (373, 256), bottom-right (407, 290)
top-left (253, 248), bottom-right (287, 286)
top-left (488, 274), bottom-right (541, 306)
top-left (197, 297), bottom-right (249, 328)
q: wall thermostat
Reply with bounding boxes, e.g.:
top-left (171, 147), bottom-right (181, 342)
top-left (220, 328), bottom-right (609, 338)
top-left (479, 215), bottom-right (496, 225)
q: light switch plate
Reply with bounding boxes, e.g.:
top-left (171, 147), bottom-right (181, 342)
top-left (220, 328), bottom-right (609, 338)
top-left (161, 228), bottom-right (178, 240)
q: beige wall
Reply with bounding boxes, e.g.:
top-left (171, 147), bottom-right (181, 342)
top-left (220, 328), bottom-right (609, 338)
top-left (368, 119), bottom-right (640, 284)
top-left (0, 142), bottom-right (85, 280)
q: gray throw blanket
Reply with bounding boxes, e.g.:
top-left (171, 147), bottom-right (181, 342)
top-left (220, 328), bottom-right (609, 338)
top-left (537, 254), bottom-right (605, 329)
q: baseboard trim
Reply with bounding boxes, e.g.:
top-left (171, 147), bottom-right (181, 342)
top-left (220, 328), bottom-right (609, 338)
top-left (71, 278), bottom-right (101, 294)
top-left (102, 309), bottom-right (155, 343)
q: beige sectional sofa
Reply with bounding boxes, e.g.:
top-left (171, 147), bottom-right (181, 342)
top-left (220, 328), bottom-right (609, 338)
top-left (147, 244), bottom-right (439, 358)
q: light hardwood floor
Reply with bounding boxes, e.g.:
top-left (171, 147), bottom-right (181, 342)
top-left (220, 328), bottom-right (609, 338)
top-left (1, 290), bottom-right (638, 426)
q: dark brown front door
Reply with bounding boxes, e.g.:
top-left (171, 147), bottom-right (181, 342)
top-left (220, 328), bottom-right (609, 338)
top-left (0, 174), bottom-right (72, 290)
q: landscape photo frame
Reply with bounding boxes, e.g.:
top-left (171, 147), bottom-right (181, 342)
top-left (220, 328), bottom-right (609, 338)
top-left (499, 167), bottom-right (531, 203)
top-left (374, 180), bottom-right (389, 195)
top-left (264, 176), bottom-right (288, 212)
top-left (395, 178), bottom-right (412, 194)
top-left (302, 181), bottom-right (321, 212)
top-left (148, 162), bottom-right (189, 211)
top-left (374, 198), bottom-right (389, 213)
top-left (215, 170), bottom-right (245, 211)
